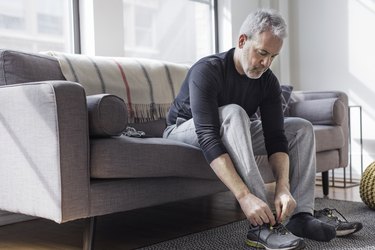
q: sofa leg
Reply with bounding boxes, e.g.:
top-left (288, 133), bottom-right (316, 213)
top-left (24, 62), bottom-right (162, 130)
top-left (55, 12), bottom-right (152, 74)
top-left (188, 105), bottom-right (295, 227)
top-left (83, 217), bottom-right (96, 250)
top-left (322, 171), bottom-right (329, 196)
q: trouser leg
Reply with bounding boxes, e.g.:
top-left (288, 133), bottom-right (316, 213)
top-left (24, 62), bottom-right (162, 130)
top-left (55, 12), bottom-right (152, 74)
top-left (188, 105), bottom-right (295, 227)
top-left (164, 104), bottom-right (269, 204)
top-left (251, 116), bottom-right (316, 215)
top-left (283, 117), bottom-right (316, 215)
top-left (219, 104), bottom-right (269, 203)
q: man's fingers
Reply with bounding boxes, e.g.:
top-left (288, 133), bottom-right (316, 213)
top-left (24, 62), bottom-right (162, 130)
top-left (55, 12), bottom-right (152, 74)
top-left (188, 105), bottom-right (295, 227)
top-left (275, 203), bottom-right (282, 222)
top-left (249, 208), bottom-right (276, 226)
top-left (265, 207), bottom-right (276, 225)
top-left (279, 199), bottom-right (295, 222)
top-left (275, 201), bottom-right (288, 223)
top-left (279, 206), bottom-right (287, 222)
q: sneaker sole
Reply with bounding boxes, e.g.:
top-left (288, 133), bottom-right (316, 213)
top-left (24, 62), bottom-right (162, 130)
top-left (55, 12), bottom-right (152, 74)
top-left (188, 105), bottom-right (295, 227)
top-left (336, 223), bottom-right (363, 237)
top-left (245, 239), bottom-right (305, 250)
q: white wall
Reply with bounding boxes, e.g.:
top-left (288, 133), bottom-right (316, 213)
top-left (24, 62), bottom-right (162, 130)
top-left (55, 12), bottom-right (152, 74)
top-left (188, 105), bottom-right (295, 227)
top-left (288, 0), bottom-right (374, 176)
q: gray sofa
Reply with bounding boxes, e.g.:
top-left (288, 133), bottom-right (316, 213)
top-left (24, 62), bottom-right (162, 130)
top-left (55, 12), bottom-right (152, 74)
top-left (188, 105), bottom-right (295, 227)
top-left (0, 49), bottom-right (348, 249)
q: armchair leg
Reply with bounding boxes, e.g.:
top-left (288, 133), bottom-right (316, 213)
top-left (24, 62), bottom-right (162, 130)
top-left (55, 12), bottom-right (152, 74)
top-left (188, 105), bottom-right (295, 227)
top-left (83, 217), bottom-right (97, 250)
top-left (322, 171), bottom-right (329, 196)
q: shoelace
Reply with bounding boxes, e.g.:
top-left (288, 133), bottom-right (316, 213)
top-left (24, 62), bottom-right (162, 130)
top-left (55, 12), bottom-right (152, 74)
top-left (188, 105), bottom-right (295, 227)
top-left (270, 223), bottom-right (289, 235)
top-left (254, 223), bottom-right (289, 248)
top-left (321, 208), bottom-right (349, 223)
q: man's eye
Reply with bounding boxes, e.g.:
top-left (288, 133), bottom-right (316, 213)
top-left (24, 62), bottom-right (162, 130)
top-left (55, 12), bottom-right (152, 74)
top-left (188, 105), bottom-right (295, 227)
top-left (258, 50), bottom-right (268, 56)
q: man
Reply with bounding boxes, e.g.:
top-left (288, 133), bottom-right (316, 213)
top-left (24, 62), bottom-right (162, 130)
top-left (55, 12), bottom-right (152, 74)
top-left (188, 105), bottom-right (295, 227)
top-left (163, 9), bottom-right (362, 250)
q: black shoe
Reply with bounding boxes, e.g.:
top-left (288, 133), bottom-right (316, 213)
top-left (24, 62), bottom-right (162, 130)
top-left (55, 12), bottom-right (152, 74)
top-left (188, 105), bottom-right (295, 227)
top-left (246, 223), bottom-right (305, 250)
top-left (286, 212), bottom-right (336, 242)
top-left (314, 208), bottom-right (363, 237)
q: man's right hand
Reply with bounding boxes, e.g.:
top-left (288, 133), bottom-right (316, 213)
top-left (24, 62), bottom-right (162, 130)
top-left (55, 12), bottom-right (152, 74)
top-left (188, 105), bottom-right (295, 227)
top-left (238, 193), bottom-right (276, 226)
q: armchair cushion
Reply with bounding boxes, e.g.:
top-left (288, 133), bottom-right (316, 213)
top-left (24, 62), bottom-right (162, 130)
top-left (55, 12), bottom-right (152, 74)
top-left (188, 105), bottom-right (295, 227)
top-left (87, 94), bottom-right (128, 137)
top-left (314, 125), bottom-right (345, 152)
top-left (289, 98), bottom-right (345, 125)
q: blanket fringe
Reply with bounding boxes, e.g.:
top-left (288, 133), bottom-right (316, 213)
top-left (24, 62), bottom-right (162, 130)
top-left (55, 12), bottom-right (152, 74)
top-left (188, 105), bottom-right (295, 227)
top-left (127, 103), bottom-right (171, 123)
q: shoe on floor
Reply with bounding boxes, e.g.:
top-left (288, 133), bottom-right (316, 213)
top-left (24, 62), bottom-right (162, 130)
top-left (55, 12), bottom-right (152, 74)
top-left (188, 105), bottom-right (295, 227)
top-left (314, 208), bottom-right (363, 237)
top-left (286, 212), bottom-right (336, 242)
top-left (245, 223), bottom-right (305, 250)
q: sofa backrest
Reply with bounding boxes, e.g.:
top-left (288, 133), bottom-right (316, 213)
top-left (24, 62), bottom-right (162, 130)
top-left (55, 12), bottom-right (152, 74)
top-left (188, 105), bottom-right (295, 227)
top-left (0, 49), bottom-right (189, 137)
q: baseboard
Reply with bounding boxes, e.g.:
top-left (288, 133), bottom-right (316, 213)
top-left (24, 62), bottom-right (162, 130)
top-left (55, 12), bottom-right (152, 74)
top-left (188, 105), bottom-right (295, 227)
top-left (0, 210), bottom-right (35, 226)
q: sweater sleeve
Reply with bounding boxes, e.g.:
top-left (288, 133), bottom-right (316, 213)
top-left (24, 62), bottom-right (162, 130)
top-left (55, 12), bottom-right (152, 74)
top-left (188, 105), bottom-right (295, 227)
top-left (189, 61), bottom-right (228, 163)
top-left (259, 73), bottom-right (289, 157)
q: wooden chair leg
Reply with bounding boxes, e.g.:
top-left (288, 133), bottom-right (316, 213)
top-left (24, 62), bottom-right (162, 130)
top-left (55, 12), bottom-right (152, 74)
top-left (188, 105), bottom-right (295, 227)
top-left (322, 171), bottom-right (329, 196)
top-left (83, 217), bottom-right (96, 250)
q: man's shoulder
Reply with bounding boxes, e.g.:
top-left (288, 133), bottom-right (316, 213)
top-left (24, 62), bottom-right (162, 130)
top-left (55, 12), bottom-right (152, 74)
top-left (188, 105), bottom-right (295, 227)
top-left (260, 69), bottom-right (279, 86)
top-left (193, 48), bottom-right (234, 70)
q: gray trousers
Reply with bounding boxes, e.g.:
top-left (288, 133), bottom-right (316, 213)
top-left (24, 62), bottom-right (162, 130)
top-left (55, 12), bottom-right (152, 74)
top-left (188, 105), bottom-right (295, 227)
top-left (163, 104), bottom-right (316, 215)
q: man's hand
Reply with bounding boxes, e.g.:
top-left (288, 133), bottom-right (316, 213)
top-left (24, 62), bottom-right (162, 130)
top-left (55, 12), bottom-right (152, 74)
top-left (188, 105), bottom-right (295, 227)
top-left (210, 154), bottom-right (276, 226)
top-left (239, 193), bottom-right (276, 226)
top-left (274, 183), bottom-right (296, 223)
top-left (268, 152), bottom-right (296, 223)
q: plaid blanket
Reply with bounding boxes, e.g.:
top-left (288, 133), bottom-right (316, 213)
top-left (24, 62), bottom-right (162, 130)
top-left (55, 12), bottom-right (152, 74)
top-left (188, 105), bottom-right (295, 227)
top-left (46, 51), bottom-right (189, 123)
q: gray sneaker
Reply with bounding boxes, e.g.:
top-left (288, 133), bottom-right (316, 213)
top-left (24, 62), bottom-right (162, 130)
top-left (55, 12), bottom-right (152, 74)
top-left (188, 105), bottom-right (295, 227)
top-left (245, 223), bottom-right (305, 250)
top-left (314, 208), bottom-right (363, 237)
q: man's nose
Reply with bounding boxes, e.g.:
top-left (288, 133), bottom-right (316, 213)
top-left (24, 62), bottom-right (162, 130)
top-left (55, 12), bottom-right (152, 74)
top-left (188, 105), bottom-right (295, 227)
top-left (261, 57), bottom-right (272, 67)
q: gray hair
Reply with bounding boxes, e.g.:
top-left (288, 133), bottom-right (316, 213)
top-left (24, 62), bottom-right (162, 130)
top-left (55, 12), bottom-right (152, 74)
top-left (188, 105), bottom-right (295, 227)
top-left (239, 9), bottom-right (287, 40)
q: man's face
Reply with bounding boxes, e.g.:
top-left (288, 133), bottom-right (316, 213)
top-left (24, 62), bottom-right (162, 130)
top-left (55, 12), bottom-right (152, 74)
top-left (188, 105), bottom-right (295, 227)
top-left (239, 31), bottom-right (283, 79)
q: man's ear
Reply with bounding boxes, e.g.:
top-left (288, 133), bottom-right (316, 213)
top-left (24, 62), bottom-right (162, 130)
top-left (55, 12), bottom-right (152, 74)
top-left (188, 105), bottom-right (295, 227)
top-left (238, 34), bottom-right (248, 49)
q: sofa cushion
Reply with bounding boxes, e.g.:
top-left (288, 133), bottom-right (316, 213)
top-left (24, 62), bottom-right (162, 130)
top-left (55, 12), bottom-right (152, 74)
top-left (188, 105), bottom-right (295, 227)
top-left (289, 98), bottom-right (345, 125)
top-left (251, 84), bottom-right (293, 120)
top-left (90, 136), bottom-right (217, 180)
top-left (280, 84), bottom-right (294, 116)
top-left (87, 94), bottom-right (128, 137)
top-left (0, 50), bottom-right (64, 85)
top-left (314, 125), bottom-right (345, 152)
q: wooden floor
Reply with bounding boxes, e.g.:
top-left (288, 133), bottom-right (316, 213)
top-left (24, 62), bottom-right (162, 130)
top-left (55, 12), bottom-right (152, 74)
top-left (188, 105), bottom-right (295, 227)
top-left (0, 183), bottom-right (362, 250)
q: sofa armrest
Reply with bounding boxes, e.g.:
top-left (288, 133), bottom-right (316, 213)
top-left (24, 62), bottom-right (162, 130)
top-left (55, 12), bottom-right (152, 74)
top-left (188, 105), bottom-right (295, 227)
top-left (290, 90), bottom-right (349, 168)
top-left (0, 81), bottom-right (90, 223)
top-left (289, 98), bottom-right (345, 126)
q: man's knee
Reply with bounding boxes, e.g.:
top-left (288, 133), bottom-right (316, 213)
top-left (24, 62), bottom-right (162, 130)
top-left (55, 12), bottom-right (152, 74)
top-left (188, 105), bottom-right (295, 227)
top-left (284, 117), bottom-right (314, 135)
top-left (219, 104), bottom-right (249, 121)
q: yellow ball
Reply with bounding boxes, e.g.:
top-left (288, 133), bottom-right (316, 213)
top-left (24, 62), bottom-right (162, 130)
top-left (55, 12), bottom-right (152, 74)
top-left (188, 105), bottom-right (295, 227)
top-left (360, 162), bottom-right (375, 209)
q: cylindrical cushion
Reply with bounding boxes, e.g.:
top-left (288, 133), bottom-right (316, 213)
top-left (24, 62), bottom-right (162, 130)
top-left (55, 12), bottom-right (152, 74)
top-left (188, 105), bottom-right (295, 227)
top-left (289, 98), bottom-right (345, 125)
top-left (87, 94), bottom-right (127, 137)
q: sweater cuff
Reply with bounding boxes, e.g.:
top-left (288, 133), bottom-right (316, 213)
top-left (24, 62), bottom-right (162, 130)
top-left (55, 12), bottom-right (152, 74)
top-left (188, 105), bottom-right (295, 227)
top-left (204, 143), bottom-right (228, 164)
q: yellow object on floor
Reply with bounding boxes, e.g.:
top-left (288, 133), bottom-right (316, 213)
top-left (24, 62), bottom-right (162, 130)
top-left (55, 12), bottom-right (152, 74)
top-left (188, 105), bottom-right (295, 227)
top-left (360, 161), bottom-right (375, 209)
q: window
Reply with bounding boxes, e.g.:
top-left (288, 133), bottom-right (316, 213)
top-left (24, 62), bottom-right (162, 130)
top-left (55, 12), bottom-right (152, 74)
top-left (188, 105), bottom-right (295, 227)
top-left (123, 0), bottom-right (215, 64)
top-left (0, 0), bottom-right (75, 53)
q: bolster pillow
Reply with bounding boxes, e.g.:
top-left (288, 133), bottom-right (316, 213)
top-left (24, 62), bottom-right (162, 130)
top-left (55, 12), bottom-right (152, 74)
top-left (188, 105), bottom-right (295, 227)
top-left (289, 98), bottom-right (345, 125)
top-left (86, 94), bottom-right (128, 137)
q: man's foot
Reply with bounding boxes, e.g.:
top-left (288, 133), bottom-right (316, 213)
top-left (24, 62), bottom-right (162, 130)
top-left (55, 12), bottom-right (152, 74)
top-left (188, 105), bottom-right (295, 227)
top-left (286, 212), bottom-right (336, 242)
top-left (245, 223), bottom-right (305, 250)
top-left (314, 208), bottom-right (363, 237)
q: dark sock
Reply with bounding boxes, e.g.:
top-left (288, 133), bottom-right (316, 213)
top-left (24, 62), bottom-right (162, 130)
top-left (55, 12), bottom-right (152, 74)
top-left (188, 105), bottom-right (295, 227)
top-left (286, 212), bottom-right (336, 242)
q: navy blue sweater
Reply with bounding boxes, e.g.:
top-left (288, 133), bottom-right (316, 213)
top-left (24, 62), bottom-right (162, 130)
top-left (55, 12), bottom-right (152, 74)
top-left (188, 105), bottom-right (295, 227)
top-left (166, 48), bottom-right (288, 163)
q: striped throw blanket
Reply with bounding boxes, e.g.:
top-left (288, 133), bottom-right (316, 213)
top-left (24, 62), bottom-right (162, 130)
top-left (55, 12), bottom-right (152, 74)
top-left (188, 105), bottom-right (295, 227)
top-left (46, 51), bottom-right (189, 123)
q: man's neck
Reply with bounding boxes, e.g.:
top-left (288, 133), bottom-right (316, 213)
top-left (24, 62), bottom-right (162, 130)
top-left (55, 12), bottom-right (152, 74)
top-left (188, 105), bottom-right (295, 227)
top-left (233, 48), bottom-right (244, 75)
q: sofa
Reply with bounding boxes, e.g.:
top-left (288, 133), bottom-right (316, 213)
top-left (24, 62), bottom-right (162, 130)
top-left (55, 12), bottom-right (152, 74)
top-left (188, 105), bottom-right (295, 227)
top-left (0, 49), bottom-right (348, 249)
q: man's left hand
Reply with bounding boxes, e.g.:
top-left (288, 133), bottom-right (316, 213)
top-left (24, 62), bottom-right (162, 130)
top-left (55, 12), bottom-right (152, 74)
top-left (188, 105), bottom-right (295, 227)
top-left (274, 183), bottom-right (296, 223)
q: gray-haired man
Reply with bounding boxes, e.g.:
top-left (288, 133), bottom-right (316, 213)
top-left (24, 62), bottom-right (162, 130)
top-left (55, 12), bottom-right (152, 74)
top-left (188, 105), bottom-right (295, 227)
top-left (164, 8), bottom-right (361, 249)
